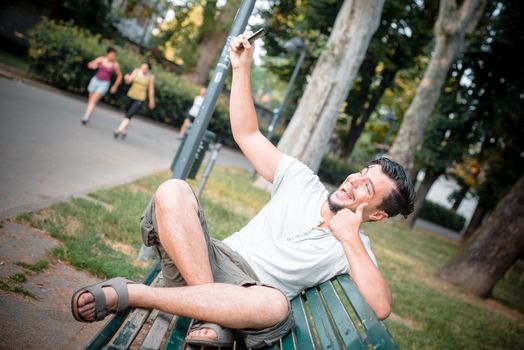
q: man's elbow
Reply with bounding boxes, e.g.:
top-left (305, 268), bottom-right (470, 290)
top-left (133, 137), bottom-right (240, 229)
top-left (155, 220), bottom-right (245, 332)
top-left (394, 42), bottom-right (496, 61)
top-left (373, 301), bottom-right (391, 320)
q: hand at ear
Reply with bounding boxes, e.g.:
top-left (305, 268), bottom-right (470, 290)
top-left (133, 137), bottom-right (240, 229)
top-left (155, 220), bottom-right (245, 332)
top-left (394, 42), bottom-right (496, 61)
top-left (329, 203), bottom-right (368, 243)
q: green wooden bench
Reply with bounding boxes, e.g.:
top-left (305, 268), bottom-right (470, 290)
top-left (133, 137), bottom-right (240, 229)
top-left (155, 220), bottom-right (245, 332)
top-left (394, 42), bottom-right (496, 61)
top-left (86, 261), bottom-right (399, 349)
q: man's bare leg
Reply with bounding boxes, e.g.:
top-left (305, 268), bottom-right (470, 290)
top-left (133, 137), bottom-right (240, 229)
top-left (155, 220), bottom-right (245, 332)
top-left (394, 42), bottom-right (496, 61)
top-left (77, 180), bottom-right (283, 339)
top-left (154, 179), bottom-right (214, 285)
top-left (77, 283), bottom-right (289, 330)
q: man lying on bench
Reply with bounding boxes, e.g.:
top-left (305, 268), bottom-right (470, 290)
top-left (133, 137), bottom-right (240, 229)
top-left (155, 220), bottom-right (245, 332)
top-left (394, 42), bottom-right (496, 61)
top-left (71, 32), bottom-right (416, 349)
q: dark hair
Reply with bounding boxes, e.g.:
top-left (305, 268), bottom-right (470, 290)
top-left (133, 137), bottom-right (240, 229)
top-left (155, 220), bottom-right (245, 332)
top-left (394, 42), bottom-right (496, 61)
top-left (144, 61), bottom-right (152, 70)
top-left (367, 157), bottom-right (416, 218)
top-left (106, 47), bottom-right (117, 54)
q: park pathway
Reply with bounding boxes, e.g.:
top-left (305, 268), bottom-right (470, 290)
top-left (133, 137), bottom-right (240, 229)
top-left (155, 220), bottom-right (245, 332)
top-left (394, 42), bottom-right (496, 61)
top-left (0, 76), bottom-right (250, 220)
top-left (0, 73), bottom-right (250, 349)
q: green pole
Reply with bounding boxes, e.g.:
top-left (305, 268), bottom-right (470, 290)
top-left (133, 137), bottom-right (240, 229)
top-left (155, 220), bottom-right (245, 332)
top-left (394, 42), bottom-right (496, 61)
top-left (171, 0), bottom-right (257, 180)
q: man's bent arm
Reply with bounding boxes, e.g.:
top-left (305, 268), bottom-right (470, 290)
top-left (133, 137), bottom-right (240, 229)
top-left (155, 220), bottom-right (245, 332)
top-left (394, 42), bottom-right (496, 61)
top-left (341, 236), bottom-right (392, 320)
top-left (230, 34), bottom-right (282, 183)
top-left (329, 206), bottom-right (392, 320)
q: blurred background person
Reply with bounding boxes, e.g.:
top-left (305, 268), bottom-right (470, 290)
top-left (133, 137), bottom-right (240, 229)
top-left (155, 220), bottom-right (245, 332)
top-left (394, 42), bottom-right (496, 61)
top-left (113, 62), bottom-right (155, 139)
top-left (81, 47), bottom-right (122, 125)
top-left (178, 87), bottom-right (206, 138)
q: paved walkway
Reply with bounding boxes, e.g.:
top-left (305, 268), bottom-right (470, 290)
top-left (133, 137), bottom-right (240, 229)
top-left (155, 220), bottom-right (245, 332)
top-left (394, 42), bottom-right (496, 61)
top-left (0, 221), bottom-right (107, 349)
top-left (0, 76), bottom-right (250, 220)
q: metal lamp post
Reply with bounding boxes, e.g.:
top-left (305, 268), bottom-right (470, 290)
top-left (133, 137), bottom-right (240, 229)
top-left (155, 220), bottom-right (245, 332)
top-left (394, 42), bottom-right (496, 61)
top-left (171, 0), bottom-right (257, 180)
top-left (266, 37), bottom-right (307, 143)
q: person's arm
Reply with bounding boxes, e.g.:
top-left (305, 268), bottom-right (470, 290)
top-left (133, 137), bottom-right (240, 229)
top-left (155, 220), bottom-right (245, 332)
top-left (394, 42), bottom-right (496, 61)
top-left (110, 63), bottom-right (123, 94)
top-left (329, 204), bottom-right (392, 320)
top-left (87, 57), bottom-right (103, 70)
top-left (124, 69), bottom-right (138, 85)
top-left (229, 32), bottom-right (282, 183)
top-left (148, 75), bottom-right (155, 109)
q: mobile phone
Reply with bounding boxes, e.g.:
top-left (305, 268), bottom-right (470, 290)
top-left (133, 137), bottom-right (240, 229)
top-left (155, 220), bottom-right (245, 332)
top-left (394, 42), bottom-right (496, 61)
top-left (236, 28), bottom-right (265, 49)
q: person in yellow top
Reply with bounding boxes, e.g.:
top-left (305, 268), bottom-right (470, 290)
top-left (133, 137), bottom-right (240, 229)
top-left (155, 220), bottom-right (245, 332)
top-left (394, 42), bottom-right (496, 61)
top-left (114, 62), bottom-right (155, 139)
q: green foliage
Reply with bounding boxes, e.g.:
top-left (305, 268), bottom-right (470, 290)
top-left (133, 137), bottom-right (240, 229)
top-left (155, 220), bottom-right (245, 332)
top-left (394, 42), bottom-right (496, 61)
top-left (58, 0), bottom-right (114, 37)
top-left (261, 0), bottom-right (437, 155)
top-left (418, 200), bottom-right (466, 232)
top-left (27, 18), bottom-right (231, 139)
top-left (318, 154), bottom-right (359, 186)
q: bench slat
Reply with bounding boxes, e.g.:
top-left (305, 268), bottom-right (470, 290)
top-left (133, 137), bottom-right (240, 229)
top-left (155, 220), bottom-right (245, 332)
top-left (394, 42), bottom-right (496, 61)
top-left (290, 297), bottom-right (315, 350)
top-left (140, 311), bottom-right (175, 350)
top-left (305, 288), bottom-right (339, 349)
top-left (105, 271), bottom-right (165, 350)
top-left (105, 307), bottom-right (153, 349)
top-left (336, 275), bottom-right (399, 350)
top-left (319, 281), bottom-right (366, 350)
top-left (163, 316), bottom-right (192, 350)
top-left (280, 329), bottom-right (297, 350)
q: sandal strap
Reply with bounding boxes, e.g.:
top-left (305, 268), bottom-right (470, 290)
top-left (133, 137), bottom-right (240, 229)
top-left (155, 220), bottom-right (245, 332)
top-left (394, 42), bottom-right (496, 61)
top-left (83, 283), bottom-right (108, 321)
top-left (81, 277), bottom-right (134, 320)
top-left (104, 277), bottom-right (133, 313)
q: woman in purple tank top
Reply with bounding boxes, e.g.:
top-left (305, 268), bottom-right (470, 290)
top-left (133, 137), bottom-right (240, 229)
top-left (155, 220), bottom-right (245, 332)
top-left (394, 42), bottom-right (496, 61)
top-left (81, 47), bottom-right (122, 125)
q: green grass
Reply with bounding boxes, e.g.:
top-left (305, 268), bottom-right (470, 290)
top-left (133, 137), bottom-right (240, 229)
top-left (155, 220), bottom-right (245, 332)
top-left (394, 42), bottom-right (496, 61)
top-left (15, 166), bottom-right (524, 349)
top-left (0, 49), bottom-right (30, 72)
top-left (16, 259), bottom-right (50, 273)
top-left (0, 273), bottom-right (35, 298)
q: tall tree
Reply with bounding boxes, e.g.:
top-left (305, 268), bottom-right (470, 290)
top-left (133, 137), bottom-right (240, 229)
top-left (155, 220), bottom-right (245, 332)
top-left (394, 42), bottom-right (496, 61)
top-left (387, 0), bottom-right (486, 176)
top-left (157, 0), bottom-right (240, 84)
top-left (185, 0), bottom-right (241, 85)
top-left (277, 0), bottom-right (385, 172)
top-left (436, 0), bottom-right (524, 295)
top-left (405, 61), bottom-right (473, 228)
top-left (436, 175), bottom-right (524, 297)
top-left (339, 0), bottom-right (437, 157)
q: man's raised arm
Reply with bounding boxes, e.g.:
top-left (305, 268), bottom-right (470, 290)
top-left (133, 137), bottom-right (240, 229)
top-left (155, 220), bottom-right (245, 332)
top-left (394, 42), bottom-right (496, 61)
top-left (229, 32), bottom-right (283, 183)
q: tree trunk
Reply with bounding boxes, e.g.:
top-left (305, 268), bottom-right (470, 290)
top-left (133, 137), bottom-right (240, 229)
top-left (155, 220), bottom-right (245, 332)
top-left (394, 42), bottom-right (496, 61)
top-left (387, 0), bottom-right (486, 177)
top-left (451, 184), bottom-right (469, 211)
top-left (436, 175), bottom-right (524, 298)
top-left (406, 168), bottom-right (442, 228)
top-left (184, 0), bottom-right (240, 85)
top-left (277, 0), bottom-right (385, 172)
top-left (342, 70), bottom-right (394, 157)
top-left (460, 202), bottom-right (488, 244)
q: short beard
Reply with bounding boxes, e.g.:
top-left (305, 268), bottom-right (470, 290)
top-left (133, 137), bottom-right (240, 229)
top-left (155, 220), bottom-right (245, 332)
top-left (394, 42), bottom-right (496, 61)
top-left (327, 191), bottom-right (345, 213)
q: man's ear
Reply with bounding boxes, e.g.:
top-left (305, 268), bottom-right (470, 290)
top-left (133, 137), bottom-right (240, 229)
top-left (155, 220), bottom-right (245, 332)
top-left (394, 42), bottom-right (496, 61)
top-left (369, 210), bottom-right (388, 222)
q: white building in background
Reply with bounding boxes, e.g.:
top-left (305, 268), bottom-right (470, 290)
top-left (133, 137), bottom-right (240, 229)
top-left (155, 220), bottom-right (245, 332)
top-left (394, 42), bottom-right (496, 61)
top-left (111, 0), bottom-right (169, 45)
top-left (416, 172), bottom-right (478, 227)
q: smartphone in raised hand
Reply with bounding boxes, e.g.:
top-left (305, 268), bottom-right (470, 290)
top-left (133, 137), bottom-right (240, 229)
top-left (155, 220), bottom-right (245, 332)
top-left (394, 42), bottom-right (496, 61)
top-left (236, 28), bottom-right (265, 49)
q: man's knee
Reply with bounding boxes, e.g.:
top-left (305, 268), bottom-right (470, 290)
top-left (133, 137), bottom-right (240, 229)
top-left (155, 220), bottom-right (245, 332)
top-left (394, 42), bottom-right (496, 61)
top-left (154, 179), bottom-right (197, 210)
top-left (250, 286), bottom-right (289, 327)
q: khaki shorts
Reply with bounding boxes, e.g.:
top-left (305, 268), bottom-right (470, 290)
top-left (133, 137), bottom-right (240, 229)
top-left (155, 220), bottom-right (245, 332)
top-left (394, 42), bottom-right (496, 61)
top-left (140, 196), bottom-right (293, 348)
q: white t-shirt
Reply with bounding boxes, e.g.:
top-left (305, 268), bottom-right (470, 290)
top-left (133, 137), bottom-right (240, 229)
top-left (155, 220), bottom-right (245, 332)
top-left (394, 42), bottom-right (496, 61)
top-left (223, 154), bottom-right (377, 299)
top-left (188, 95), bottom-right (204, 117)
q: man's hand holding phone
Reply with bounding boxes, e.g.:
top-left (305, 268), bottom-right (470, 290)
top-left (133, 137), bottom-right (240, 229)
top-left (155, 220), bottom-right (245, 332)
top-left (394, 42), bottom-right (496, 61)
top-left (230, 31), bottom-right (255, 70)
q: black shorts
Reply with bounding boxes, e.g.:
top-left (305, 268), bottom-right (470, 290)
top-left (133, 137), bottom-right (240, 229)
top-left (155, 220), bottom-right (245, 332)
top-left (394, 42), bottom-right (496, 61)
top-left (139, 195), bottom-right (294, 348)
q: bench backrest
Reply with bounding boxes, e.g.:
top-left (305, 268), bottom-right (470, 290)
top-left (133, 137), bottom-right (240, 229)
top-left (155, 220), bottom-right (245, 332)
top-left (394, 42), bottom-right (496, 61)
top-left (87, 262), bottom-right (399, 349)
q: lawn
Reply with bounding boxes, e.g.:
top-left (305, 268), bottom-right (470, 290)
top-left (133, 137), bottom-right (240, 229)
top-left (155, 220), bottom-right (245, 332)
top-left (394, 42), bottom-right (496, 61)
top-left (12, 166), bottom-right (524, 349)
